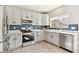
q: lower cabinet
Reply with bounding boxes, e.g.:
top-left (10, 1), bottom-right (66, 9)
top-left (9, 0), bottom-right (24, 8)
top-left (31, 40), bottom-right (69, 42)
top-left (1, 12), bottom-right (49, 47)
top-left (45, 32), bottom-right (59, 46)
top-left (15, 33), bottom-right (22, 48)
top-left (33, 30), bottom-right (43, 43)
top-left (9, 35), bottom-right (15, 50)
top-left (8, 31), bottom-right (22, 50)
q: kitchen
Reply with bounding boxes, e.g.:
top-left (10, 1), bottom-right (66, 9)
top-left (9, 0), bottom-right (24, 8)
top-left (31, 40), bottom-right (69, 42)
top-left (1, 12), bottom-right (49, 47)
top-left (0, 5), bottom-right (79, 53)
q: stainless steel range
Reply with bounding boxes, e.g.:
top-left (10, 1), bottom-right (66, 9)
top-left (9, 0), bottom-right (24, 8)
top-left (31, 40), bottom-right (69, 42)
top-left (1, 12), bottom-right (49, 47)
top-left (21, 30), bottom-right (34, 46)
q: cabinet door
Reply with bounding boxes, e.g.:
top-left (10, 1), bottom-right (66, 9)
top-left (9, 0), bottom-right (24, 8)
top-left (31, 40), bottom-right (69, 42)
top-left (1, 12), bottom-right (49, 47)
top-left (8, 35), bottom-right (15, 50)
top-left (36, 31), bottom-right (42, 42)
top-left (52, 33), bottom-right (59, 46)
top-left (27, 11), bottom-right (33, 19)
top-left (14, 8), bottom-right (21, 25)
top-left (16, 33), bottom-right (22, 48)
top-left (32, 12), bottom-right (38, 25)
top-left (45, 32), bottom-right (59, 46)
top-left (37, 13), bottom-right (42, 25)
top-left (22, 10), bottom-right (33, 19)
top-left (22, 10), bottom-right (28, 18)
top-left (45, 32), bottom-right (52, 42)
top-left (34, 31), bottom-right (42, 43)
top-left (6, 6), bottom-right (14, 25)
top-left (42, 14), bottom-right (49, 25)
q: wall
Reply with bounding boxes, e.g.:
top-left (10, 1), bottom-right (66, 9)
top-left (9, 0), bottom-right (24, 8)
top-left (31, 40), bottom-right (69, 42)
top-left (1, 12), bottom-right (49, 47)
top-left (0, 6), bottom-right (3, 42)
top-left (0, 6), bottom-right (3, 52)
top-left (48, 5), bottom-right (79, 24)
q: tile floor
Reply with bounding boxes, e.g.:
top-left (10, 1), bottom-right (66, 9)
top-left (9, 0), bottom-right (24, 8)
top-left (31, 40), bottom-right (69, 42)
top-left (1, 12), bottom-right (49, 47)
top-left (7, 41), bottom-right (69, 53)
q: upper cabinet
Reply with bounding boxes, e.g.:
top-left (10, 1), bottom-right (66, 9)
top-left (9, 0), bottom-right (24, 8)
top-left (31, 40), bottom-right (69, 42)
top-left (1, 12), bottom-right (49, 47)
top-left (42, 14), bottom-right (49, 25)
top-left (6, 6), bottom-right (14, 25)
top-left (32, 12), bottom-right (43, 25)
top-left (22, 9), bottom-right (33, 19)
top-left (32, 12), bottom-right (38, 25)
top-left (14, 7), bottom-right (22, 25)
top-left (6, 6), bottom-right (48, 25)
top-left (6, 6), bottom-right (22, 25)
top-left (37, 13), bottom-right (42, 25)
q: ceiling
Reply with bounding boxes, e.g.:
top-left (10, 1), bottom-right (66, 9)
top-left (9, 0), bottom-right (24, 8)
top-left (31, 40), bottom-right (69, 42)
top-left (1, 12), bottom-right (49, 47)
top-left (15, 5), bottom-right (61, 12)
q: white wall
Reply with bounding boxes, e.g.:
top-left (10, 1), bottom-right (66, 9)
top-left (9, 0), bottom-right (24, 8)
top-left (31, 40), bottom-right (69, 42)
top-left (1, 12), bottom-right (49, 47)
top-left (0, 6), bottom-right (3, 52)
top-left (48, 5), bottom-right (79, 24)
top-left (0, 6), bottom-right (3, 42)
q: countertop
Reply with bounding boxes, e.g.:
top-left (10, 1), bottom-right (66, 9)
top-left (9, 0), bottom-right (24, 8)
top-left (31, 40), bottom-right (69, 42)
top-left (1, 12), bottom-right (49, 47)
top-left (45, 29), bottom-right (79, 35)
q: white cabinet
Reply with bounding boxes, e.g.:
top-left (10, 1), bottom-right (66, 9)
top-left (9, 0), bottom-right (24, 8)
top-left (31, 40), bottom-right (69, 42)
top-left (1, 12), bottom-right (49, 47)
top-left (32, 12), bottom-right (38, 25)
top-left (37, 13), bottom-right (42, 25)
top-left (45, 31), bottom-right (59, 46)
top-left (15, 33), bottom-right (22, 48)
top-left (52, 32), bottom-right (59, 46)
top-left (22, 10), bottom-right (33, 19)
top-left (22, 9), bottom-right (27, 18)
top-left (33, 30), bottom-right (43, 43)
top-left (8, 31), bottom-right (22, 50)
top-left (42, 14), bottom-right (49, 25)
top-left (27, 11), bottom-right (33, 19)
top-left (14, 8), bottom-right (21, 25)
top-left (6, 6), bottom-right (14, 25)
top-left (6, 6), bottom-right (22, 25)
top-left (8, 35), bottom-right (15, 50)
top-left (32, 12), bottom-right (42, 25)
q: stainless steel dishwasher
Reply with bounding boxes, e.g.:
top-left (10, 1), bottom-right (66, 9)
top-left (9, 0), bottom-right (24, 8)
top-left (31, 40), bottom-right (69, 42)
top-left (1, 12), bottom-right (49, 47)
top-left (59, 33), bottom-right (73, 52)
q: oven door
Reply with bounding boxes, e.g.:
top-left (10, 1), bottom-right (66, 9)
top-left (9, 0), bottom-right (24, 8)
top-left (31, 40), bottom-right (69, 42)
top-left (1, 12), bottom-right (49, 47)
top-left (23, 35), bottom-right (34, 43)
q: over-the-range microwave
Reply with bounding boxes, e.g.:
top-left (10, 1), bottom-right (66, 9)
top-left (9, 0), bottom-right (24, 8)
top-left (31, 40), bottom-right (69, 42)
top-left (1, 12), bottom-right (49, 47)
top-left (21, 18), bottom-right (32, 24)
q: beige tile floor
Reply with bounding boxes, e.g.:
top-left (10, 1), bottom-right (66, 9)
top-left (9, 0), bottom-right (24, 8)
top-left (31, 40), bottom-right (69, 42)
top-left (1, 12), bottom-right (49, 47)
top-left (7, 41), bottom-right (69, 53)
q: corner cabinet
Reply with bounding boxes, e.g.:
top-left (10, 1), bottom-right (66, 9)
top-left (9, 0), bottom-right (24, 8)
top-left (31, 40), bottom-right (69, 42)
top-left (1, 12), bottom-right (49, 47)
top-left (45, 31), bottom-right (59, 46)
